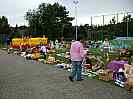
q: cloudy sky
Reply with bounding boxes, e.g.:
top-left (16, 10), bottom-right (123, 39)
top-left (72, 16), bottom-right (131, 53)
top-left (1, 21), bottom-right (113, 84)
top-left (0, 0), bottom-right (133, 26)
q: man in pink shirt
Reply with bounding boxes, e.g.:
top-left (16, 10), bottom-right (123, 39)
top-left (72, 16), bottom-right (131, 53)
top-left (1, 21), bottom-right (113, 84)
top-left (69, 37), bottom-right (85, 82)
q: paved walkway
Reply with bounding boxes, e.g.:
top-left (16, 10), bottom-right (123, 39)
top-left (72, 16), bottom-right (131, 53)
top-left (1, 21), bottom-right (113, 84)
top-left (0, 49), bottom-right (133, 99)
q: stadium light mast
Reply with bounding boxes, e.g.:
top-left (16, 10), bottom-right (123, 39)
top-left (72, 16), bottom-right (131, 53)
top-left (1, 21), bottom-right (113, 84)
top-left (127, 12), bottom-right (129, 37)
top-left (73, 0), bottom-right (79, 40)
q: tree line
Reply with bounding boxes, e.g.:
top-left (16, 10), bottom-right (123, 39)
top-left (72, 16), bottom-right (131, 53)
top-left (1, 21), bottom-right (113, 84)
top-left (0, 2), bottom-right (133, 41)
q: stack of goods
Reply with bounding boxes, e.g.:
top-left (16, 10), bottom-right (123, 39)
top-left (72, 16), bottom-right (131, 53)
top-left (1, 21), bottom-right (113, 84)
top-left (92, 64), bottom-right (101, 71)
top-left (65, 52), bottom-right (70, 59)
top-left (114, 64), bottom-right (133, 88)
top-left (107, 60), bottom-right (128, 72)
top-left (40, 54), bottom-right (46, 59)
top-left (8, 47), bottom-right (13, 54)
top-left (55, 60), bottom-right (63, 64)
top-left (56, 63), bottom-right (65, 69)
top-left (87, 71), bottom-right (98, 77)
top-left (98, 69), bottom-right (113, 81)
top-left (13, 50), bottom-right (20, 55)
top-left (123, 64), bottom-right (133, 92)
top-left (21, 52), bottom-right (26, 56)
top-left (82, 53), bottom-right (102, 77)
top-left (119, 48), bottom-right (129, 56)
top-left (45, 55), bottom-right (56, 64)
top-left (32, 53), bottom-right (40, 60)
top-left (84, 55), bottom-right (92, 70)
top-left (88, 55), bottom-right (102, 71)
top-left (25, 54), bottom-right (32, 60)
top-left (125, 76), bottom-right (133, 93)
top-left (32, 48), bottom-right (40, 60)
top-left (55, 61), bottom-right (71, 69)
top-left (38, 59), bottom-right (45, 63)
top-left (124, 64), bottom-right (133, 77)
top-left (47, 49), bottom-right (55, 53)
top-left (56, 53), bottom-right (65, 57)
top-left (25, 49), bottom-right (32, 59)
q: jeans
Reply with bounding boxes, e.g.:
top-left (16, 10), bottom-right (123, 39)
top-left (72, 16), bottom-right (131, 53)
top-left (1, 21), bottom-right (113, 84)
top-left (71, 61), bottom-right (82, 80)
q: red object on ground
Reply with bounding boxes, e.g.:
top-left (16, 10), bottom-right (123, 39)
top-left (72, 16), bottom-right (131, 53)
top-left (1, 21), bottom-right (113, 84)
top-left (84, 64), bottom-right (92, 69)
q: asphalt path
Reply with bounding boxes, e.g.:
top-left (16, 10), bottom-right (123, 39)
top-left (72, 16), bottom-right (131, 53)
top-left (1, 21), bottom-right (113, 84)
top-left (0, 49), bottom-right (133, 99)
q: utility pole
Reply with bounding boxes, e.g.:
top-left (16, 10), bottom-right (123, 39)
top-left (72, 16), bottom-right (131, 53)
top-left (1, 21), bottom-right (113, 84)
top-left (91, 16), bottom-right (93, 26)
top-left (117, 13), bottom-right (118, 23)
top-left (102, 15), bottom-right (104, 26)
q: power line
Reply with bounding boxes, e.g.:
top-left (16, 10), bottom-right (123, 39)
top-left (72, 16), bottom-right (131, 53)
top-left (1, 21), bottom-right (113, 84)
top-left (93, 11), bottom-right (133, 18)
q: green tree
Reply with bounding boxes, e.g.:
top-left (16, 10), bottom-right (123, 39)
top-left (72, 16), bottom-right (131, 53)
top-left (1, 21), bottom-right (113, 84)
top-left (25, 3), bottom-right (74, 40)
top-left (0, 16), bottom-right (10, 34)
top-left (123, 14), bottom-right (133, 22)
top-left (78, 25), bottom-right (88, 39)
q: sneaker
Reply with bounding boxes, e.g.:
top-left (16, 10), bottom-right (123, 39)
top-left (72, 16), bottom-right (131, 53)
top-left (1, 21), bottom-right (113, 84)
top-left (68, 76), bottom-right (73, 82)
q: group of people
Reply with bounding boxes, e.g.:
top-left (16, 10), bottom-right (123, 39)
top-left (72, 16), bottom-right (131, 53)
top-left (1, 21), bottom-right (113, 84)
top-left (84, 41), bottom-right (101, 48)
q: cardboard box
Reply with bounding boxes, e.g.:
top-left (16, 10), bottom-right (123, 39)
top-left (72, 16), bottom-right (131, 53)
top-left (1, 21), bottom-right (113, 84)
top-left (127, 77), bottom-right (133, 86)
top-left (99, 69), bottom-right (113, 81)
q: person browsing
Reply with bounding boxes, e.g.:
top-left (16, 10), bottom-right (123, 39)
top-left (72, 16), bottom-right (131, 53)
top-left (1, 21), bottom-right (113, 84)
top-left (69, 37), bottom-right (86, 82)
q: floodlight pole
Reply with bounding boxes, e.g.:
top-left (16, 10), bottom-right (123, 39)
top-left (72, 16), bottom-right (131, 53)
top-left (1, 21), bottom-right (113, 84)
top-left (102, 15), bottom-right (104, 26)
top-left (73, 0), bottom-right (78, 40)
top-left (116, 13), bottom-right (118, 23)
top-left (91, 16), bottom-right (93, 26)
top-left (127, 12), bottom-right (129, 37)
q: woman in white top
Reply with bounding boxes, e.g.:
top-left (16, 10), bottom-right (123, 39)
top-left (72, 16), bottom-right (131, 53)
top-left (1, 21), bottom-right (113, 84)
top-left (103, 38), bottom-right (110, 61)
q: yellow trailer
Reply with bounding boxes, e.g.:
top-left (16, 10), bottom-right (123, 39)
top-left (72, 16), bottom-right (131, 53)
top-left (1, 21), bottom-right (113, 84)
top-left (11, 37), bottom-right (48, 48)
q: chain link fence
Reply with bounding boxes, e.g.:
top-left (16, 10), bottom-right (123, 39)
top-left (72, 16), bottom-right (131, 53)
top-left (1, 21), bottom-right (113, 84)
top-left (0, 34), bottom-right (8, 49)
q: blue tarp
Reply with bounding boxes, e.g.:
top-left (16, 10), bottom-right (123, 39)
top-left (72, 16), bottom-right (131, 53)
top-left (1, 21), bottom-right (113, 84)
top-left (111, 37), bottom-right (133, 48)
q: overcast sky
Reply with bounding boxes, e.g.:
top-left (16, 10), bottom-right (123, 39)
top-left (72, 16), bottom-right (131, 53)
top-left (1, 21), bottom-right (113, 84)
top-left (0, 0), bottom-right (133, 26)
